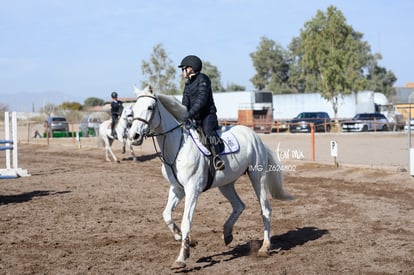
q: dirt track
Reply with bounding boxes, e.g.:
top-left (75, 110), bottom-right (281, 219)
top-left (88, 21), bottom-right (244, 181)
top-left (0, 135), bottom-right (413, 274)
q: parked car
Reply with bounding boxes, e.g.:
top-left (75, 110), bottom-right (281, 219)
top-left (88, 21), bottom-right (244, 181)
top-left (404, 119), bottom-right (414, 131)
top-left (272, 120), bottom-right (289, 132)
top-left (79, 116), bottom-right (102, 137)
top-left (45, 116), bottom-right (69, 137)
top-left (289, 112), bottom-right (331, 133)
top-left (341, 113), bottom-right (389, 132)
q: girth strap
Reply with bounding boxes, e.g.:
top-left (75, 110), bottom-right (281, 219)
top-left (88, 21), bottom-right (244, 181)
top-left (203, 156), bottom-right (216, 192)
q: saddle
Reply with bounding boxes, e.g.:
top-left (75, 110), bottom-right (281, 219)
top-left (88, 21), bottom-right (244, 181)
top-left (188, 125), bottom-right (240, 192)
top-left (188, 127), bottom-right (239, 156)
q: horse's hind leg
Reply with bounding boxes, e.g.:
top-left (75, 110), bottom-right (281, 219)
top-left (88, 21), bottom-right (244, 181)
top-left (248, 171), bottom-right (272, 256)
top-left (108, 147), bottom-right (118, 162)
top-left (107, 139), bottom-right (119, 162)
top-left (218, 182), bottom-right (245, 245)
top-left (163, 186), bottom-right (184, 241)
top-left (103, 139), bottom-right (115, 162)
top-left (105, 147), bottom-right (111, 162)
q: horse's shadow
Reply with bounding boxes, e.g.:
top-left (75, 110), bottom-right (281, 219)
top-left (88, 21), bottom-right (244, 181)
top-left (0, 190), bottom-right (71, 205)
top-left (178, 226), bottom-right (329, 273)
top-left (122, 153), bottom-right (159, 162)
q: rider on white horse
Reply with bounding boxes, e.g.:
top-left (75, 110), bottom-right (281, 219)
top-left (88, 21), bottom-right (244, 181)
top-left (128, 87), bottom-right (293, 269)
top-left (178, 55), bottom-right (225, 170)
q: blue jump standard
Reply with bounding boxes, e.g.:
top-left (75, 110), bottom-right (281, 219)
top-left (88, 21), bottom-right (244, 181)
top-left (0, 140), bottom-right (14, 150)
top-left (0, 175), bottom-right (18, 179)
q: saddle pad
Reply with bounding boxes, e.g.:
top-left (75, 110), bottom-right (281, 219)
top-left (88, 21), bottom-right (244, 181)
top-left (189, 128), bottom-right (240, 156)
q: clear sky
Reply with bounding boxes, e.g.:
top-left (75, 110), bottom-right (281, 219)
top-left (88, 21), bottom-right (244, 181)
top-left (1, 0), bottom-right (413, 103)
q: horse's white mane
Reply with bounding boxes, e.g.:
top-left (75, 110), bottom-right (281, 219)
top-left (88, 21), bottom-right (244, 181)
top-left (157, 94), bottom-right (186, 121)
top-left (133, 85), bottom-right (186, 121)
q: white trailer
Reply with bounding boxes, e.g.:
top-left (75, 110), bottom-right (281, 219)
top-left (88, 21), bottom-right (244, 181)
top-left (208, 90), bottom-right (391, 119)
top-left (272, 91), bottom-right (391, 120)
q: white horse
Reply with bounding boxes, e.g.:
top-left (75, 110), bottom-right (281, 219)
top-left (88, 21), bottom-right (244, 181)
top-left (128, 86), bottom-right (293, 269)
top-left (99, 105), bottom-right (137, 162)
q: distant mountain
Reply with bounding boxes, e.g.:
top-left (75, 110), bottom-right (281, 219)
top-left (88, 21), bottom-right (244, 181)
top-left (0, 92), bottom-right (84, 112)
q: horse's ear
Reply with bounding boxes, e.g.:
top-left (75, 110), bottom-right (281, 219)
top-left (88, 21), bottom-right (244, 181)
top-left (148, 85), bottom-right (154, 94)
top-left (135, 84), bottom-right (155, 96)
top-left (141, 84), bottom-right (155, 95)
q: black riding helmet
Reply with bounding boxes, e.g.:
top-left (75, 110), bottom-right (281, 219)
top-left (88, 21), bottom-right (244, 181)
top-left (111, 91), bottom-right (118, 99)
top-left (178, 55), bottom-right (202, 73)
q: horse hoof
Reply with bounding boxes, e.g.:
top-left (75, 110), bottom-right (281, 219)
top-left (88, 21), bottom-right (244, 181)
top-left (171, 261), bottom-right (186, 270)
top-left (189, 239), bottom-right (198, 247)
top-left (257, 249), bottom-right (270, 257)
top-left (224, 234), bottom-right (233, 245)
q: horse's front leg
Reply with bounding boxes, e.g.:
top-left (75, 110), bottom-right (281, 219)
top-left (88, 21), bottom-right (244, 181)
top-left (171, 188), bottom-right (200, 270)
top-left (163, 186), bottom-right (184, 241)
top-left (129, 144), bottom-right (137, 161)
top-left (121, 138), bottom-right (126, 154)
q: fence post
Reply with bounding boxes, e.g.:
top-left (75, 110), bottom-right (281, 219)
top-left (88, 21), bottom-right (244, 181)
top-left (311, 123), bottom-right (315, 161)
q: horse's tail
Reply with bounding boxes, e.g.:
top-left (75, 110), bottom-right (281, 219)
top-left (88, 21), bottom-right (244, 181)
top-left (265, 145), bottom-right (294, 201)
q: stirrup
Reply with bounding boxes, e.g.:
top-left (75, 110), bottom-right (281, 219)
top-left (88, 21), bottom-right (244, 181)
top-left (213, 155), bottom-right (225, 170)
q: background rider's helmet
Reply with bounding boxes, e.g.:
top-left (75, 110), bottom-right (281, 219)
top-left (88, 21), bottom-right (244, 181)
top-left (111, 91), bottom-right (118, 99)
top-left (178, 55), bottom-right (202, 73)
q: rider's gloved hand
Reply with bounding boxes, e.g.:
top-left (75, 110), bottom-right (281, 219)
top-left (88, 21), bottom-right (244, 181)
top-left (182, 111), bottom-right (189, 122)
top-left (182, 112), bottom-right (193, 129)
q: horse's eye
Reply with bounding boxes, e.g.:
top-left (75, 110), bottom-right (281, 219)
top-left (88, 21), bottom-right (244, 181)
top-left (148, 106), bottom-right (154, 111)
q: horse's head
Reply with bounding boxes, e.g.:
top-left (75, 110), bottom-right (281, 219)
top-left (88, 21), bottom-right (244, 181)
top-left (129, 85), bottom-right (159, 145)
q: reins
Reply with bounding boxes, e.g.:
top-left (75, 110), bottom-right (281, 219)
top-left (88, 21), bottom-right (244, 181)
top-left (133, 94), bottom-right (185, 189)
top-left (148, 123), bottom-right (183, 137)
top-left (150, 121), bottom-right (185, 191)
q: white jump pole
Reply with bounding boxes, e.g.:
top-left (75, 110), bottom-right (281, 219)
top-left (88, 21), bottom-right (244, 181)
top-left (5, 111), bottom-right (11, 170)
top-left (0, 112), bottom-right (30, 178)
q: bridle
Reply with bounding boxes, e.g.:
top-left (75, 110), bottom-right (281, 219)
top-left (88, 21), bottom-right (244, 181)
top-left (132, 95), bottom-right (183, 137)
top-left (131, 95), bottom-right (158, 127)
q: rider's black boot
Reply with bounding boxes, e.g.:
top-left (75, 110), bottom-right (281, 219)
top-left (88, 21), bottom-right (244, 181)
top-left (111, 129), bottom-right (117, 139)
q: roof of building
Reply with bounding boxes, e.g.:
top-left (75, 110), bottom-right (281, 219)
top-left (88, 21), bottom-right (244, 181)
top-left (392, 87), bottom-right (414, 104)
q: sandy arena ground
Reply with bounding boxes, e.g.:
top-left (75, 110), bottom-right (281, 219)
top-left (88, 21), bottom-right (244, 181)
top-left (0, 132), bottom-right (413, 274)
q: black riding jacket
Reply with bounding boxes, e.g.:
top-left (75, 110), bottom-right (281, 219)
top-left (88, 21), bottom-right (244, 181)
top-left (182, 73), bottom-right (217, 121)
top-left (111, 100), bottom-right (123, 116)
